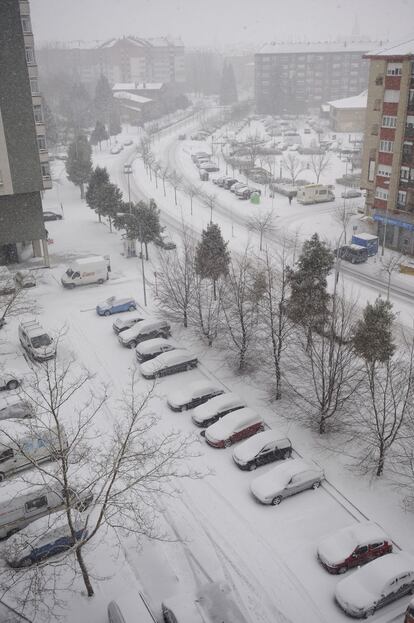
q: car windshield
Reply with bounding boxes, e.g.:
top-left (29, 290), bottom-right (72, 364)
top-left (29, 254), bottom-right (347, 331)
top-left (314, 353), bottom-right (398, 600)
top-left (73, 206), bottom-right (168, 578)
top-left (66, 268), bottom-right (73, 277)
top-left (32, 333), bottom-right (52, 348)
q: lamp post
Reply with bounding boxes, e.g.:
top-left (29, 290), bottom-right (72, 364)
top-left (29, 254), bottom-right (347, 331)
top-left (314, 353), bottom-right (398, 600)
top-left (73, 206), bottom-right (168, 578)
top-left (139, 223), bottom-right (147, 307)
top-left (123, 163), bottom-right (133, 212)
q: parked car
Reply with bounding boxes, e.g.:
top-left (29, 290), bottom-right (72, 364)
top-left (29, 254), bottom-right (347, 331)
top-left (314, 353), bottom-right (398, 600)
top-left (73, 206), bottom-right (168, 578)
top-left (118, 319), bottom-right (171, 349)
top-left (335, 553), bottom-right (414, 618)
top-left (405, 598), bottom-right (414, 623)
top-left (191, 151), bottom-right (210, 163)
top-left (212, 176), bottom-right (227, 186)
top-left (4, 511), bottom-right (88, 568)
top-left (0, 371), bottom-right (21, 392)
top-left (18, 319), bottom-right (56, 362)
top-left (250, 458), bottom-right (324, 505)
top-left (223, 177), bottom-right (239, 189)
top-left (203, 408), bottom-right (264, 448)
top-left (42, 211), bottom-right (62, 221)
top-left (317, 522), bottom-right (393, 574)
top-left (167, 381), bottom-right (224, 412)
top-left (110, 145), bottom-right (123, 155)
top-left (341, 189), bottom-right (363, 199)
top-left (0, 395), bottom-right (34, 421)
top-left (336, 244), bottom-right (368, 264)
top-left (14, 270), bottom-right (36, 288)
top-left (232, 430), bottom-right (292, 470)
top-left (135, 337), bottom-right (176, 363)
top-left (195, 158), bottom-right (211, 168)
top-left (154, 233), bottom-right (176, 250)
top-left (235, 186), bottom-right (262, 200)
top-left (96, 296), bottom-right (137, 317)
top-left (191, 392), bottom-right (245, 427)
top-left (112, 312), bottom-right (144, 335)
top-left (123, 139), bottom-right (133, 146)
top-left (229, 182), bottom-right (246, 193)
top-left (199, 162), bottom-right (220, 172)
top-left (140, 349), bottom-right (198, 379)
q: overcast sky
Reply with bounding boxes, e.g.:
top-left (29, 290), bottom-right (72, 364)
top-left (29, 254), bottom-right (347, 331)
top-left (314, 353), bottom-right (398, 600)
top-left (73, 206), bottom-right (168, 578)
top-left (30, 0), bottom-right (414, 49)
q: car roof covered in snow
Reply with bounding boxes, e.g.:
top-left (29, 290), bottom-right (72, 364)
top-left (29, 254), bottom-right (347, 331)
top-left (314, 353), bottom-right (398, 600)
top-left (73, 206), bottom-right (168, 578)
top-left (140, 349), bottom-right (194, 373)
top-left (317, 522), bottom-right (390, 565)
top-left (167, 380), bottom-right (222, 406)
top-left (205, 408), bottom-right (262, 442)
top-left (251, 458), bottom-right (323, 497)
top-left (120, 318), bottom-right (167, 340)
top-left (233, 430), bottom-right (291, 463)
top-left (192, 393), bottom-right (245, 420)
top-left (135, 337), bottom-right (171, 354)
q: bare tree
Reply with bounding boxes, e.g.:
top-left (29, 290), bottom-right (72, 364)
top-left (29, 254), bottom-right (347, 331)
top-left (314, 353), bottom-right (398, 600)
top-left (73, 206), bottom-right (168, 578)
top-left (248, 210), bottom-right (276, 251)
top-left (333, 203), bottom-right (354, 244)
top-left (160, 166), bottom-right (170, 197)
top-left (191, 275), bottom-right (222, 347)
top-left (282, 153), bottom-right (307, 186)
top-left (380, 253), bottom-right (404, 300)
top-left (138, 137), bottom-right (154, 176)
top-left (200, 191), bottom-right (217, 224)
top-left (233, 132), bottom-right (266, 169)
top-left (168, 170), bottom-right (183, 206)
top-left (309, 152), bottom-right (331, 184)
top-left (151, 160), bottom-right (161, 189)
top-left (0, 285), bottom-right (37, 330)
top-left (184, 182), bottom-right (201, 216)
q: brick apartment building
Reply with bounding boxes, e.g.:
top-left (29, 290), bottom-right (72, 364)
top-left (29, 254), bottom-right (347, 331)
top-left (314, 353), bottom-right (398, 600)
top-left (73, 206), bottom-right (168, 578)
top-left (255, 41), bottom-right (374, 115)
top-left (360, 39), bottom-right (414, 254)
top-left (0, 0), bottom-right (51, 265)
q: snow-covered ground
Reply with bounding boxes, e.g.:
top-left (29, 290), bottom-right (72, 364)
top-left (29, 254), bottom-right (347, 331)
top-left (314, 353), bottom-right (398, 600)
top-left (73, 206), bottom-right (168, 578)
top-left (1, 115), bottom-right (414, 623)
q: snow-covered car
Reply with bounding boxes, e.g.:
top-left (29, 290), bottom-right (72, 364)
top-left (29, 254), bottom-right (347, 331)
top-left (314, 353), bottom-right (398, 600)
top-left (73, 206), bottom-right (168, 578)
top-left (135, 337), bottom-right (176, 363)
top-left (229, 182), bottom-right (247, 193)
top-left (335, 553), bottom-right (414, 618)
top-left (0, 372), bottom-right (21, 392)
top-left (203, 408), bottom-right (264, 449)
top-left (18, 319), bottom-right (56, 362)
top-left (317, 522), bottom-right (392, 574)
top-left (14, 270), bottom-right (36, 288)
top-left (195, 158), bottom-right (211, 168)
top-left (232, 430), bottom-right (292, 470)
top-left (191, 151), bottom-right (210, 162)
top-left (154, 233), bottom-right (176, 250)
top-left (191, 392), bottom-right (245, 427)
top-left (96, 296), bottom-right (137, 316)
top-left (235, 186), bottom-right (262, 200)
top-left (167, 381), bottom-right (224, 412)
top-left (42, 211), bottom-right (62, 221)
top-left (405, 598), bottom-right (414, 623)
top-left (212, 176), bottom-right (227, 186)
top-left (112, 312), bottom-right (144, 334)
top-left (0, 395), bottom-right (34, 420)
top-left (250, 458), bottom-right (324, 505)
top-left (140, 349), bottom-right (198, 379)
top-left (4, 511), bottom-right (88, 568)
top-left (199, 162), bottom-right (220, 172)
top-left (123, 139), bottom-right (133, 146)
top-left (110, 145), bottom-right (122, 155)
top-left (222, 177), bottom-right (239, 189)
top-left (118, 319), bottom-right (171, 349)
top-left (341, 189), bottom-right (363, 199)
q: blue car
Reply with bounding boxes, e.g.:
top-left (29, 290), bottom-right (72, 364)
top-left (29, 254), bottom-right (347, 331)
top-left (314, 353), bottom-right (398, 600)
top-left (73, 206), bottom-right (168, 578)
top-left (96, 296), bottom-right (137, 316)
top-left (5, 511), bottom-right (88, 568)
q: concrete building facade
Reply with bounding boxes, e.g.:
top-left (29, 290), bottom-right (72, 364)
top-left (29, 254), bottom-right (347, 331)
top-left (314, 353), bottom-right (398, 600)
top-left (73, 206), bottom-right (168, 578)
top-left (360, 40), bottom-right (414, 255)
top-left (0, 0), bottom-right (50, 265)
top-left (327, 91), bottom-right (367, 132)
top-left (255, 41), bottom-right (374, 115)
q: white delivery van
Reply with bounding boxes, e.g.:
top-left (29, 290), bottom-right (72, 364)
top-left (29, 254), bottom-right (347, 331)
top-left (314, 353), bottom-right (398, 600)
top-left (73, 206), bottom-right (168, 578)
top-left (297, 184), bottom-right (335, 204)
top-left (61, 255), bottom-right (111, 288)
top-left (0, 423), bottom-right (67, 481)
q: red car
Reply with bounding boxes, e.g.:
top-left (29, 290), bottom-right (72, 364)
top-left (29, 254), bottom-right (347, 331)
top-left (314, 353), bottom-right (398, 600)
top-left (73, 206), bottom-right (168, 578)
top-left (317, 522), bottom-right (392, 574)
top-left (203, 408), bottom-right (264, 448)
top-left (405, 599), bottom-right (414, 623)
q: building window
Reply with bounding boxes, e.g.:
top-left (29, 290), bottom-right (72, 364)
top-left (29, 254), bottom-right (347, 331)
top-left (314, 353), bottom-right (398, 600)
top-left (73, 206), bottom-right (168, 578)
top-left (379, 140), bottom-right (394, 153)
top-left (37, 135), bottom-right (47, 151)
top-left (41, 162), bottom-right (50, 179)
top-left (401, 166), bottom-right (410, 180)
top-left (382, 115), bottom-right (397, 128)
top-left (29, 77), bottom-right (39, 94)
top-left (384, 89), bottom-right (400, 103)
top-left (378, 164), bottom-right (392, 177)
top-left (375, 187), bottom-right (389, 200)
top-left (407, 115), bottom-right (414, 129)
top-left (386, 63), bottom-right (402, 76)
top-left (25, 46), bottom-right (35, 65)
top-left (33, 104), bottom-right (43, 123)
top-left (20, 16), bottom-right (31, 33)
top-left (374, 98), bottom-right (382, 111)
top-left (398, 190), bottom-right (407, 206)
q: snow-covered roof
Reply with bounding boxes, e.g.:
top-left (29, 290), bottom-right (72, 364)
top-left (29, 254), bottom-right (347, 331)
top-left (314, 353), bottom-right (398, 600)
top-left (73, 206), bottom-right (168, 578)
top-left (365, 37), bottom-right (414, 58)
top-left (328, 91), bottom-right (367, 110)
top-left (113, 91), bottom-right (152, 104)
top-left (317, 522), bottom-right (390, 566)
top-left (167, 381), bottom-right (222, 407)
top-left (353, 232), bottom-right (378, 241)
top-left (257, 41), bottom-right (376, 55)
top-left (140, 349), bottom-right (194, 374)
top-left (192, 393), bottom-right (245, 421)
top-left (233, 430), bottom-right (291, 463)
top-left (112, 82), bottom-right (163, 92)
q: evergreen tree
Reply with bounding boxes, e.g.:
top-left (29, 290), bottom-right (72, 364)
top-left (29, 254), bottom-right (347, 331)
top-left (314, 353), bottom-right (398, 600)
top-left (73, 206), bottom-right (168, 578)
top-left (90, 121), bottom-right (109, 150)
top-left (94, 75), bottom-right (114, 125)
top-left (66, 134), bottom-right (93, 199)
top-left (96, 181), bottom-right (123, 232)
top-left (195, 223), bottom-right (230, 299)
top-left (353, 297), bottom-right (396, 364)
top-left (287, 233), bottom-right (334, 336)
top-left (114, 199), bottom-right (162, 260)
top-left (86, 166), bottom-right (110, 221)
top-left (43, 99), bottom-right (59, 148)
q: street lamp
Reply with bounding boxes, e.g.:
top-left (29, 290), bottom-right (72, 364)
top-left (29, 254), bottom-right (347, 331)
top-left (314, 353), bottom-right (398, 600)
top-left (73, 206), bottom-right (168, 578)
top-left (123, 163), bottom-right (133, 213)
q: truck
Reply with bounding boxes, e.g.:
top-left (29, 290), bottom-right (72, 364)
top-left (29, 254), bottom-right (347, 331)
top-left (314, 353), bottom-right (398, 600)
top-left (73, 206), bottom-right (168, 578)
top-left (351, 233), bottom-right (378, 256)
top-left (297, 184), bottom-right (335, 205)
top-left (61, 255), bottom-right (110, 289)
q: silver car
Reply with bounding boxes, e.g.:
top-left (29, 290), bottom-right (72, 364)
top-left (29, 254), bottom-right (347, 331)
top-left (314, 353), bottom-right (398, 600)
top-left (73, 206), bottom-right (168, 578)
top-left (250, 458), bottom-right (324, 505)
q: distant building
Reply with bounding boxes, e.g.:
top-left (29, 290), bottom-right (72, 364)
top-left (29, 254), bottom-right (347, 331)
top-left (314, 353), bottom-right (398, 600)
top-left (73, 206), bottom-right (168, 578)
top-left (112, 82), bottom-right (176, 124)
top-left (255, 41), bottom-right (376, 115)
top-left (360, 39), bottom-right (414, 255)
top-left (0, 0), bottom-right (50, 265)
top-left (327, 91), bottom-right (367, 132)
top-left (36, 36), bottom-right (185, 88)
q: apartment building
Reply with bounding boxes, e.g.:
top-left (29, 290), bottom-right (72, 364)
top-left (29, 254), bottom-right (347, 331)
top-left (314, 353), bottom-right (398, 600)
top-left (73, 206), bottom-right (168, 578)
top-left (36, 37), bottom-right (186, 89)
top-left (255, 41), bottom-right (374, 115)
top-left (0, 0), bottom-right (51, 265)
top-left (360, 40), bottom-right (414, 254)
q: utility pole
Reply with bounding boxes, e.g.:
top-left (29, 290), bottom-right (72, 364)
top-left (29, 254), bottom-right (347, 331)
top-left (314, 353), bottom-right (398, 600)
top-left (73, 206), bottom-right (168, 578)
top-left (139, 223), bottom-right (147, 307)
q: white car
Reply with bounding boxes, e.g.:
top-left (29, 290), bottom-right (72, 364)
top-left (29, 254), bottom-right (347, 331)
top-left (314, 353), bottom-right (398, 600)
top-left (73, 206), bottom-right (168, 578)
top-left (112, 312), bottom-right (144, 335)
top-left (204, 408), bottom-right (264, 448)
top-left (14, 270), bottom-right (36, 288)
top-left (140, 349), bottom-right (198, 379)
top-left (250, 458), bottom-right (324, 505)
top-left (0, 395), bottom-right (34, 420)
top-left (0, 372), bottom-right (21, 392)
top-left (167, 381), bottom-right (224, 412)
top-left (191, 392), bottom-right (245, 427)
top-left (335, 552), bottom-right (414, 618)
top-left (135, 337), bottom-right (176, 363)
top-left (232, 430), bottom-right (292, 470)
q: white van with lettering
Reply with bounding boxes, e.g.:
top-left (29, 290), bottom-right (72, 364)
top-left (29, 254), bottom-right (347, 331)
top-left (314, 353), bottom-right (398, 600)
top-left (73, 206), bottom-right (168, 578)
top-left (61, 255), bottom-right (111, 288)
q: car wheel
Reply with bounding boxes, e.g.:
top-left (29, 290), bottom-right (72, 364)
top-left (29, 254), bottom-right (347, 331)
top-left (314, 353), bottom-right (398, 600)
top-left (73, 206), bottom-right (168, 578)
top-left (0, 472), bottom-right (5, 482)
top-left (97, 279), bottom-right (104, 285)
top-left (185, 364), bottom-right (192, 371)
top-left (6, 380), bottom-right (19, 390)
top-left (351, 258), bottom-right (355, 264)
top-left (312, 481), bottom-right (321, 490)
top-left (224, 439), bottom-right (232, 448)
top-left (128, 305), bottom-right (136, 311)
top-left (337, 566), bottom-right (348, 575)
top-left (364, 608), bottom-right (375, 618)
top-left (271, 496), bottom-right (282, 505)
top-left (181, 404), bottom-right (188, 412)
top-left (128, 341), bottom-right (137, 349)
top-left (104, 310), bottom-right (111, 317)
top-left (248, 462), bottom-right (257, 471)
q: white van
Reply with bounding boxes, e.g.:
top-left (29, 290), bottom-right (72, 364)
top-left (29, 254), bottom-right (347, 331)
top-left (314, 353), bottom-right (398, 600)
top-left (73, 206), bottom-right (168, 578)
top-left (0, 481), bottom-right (92, 539)
top-left (297, 184), bottom-right (335, 204)
top-left (0, 423), bottom-right (67, 481)
top-left (18, 319), bottom-right (56, 362)
top-left (61, 255), bottom-right (111, 288)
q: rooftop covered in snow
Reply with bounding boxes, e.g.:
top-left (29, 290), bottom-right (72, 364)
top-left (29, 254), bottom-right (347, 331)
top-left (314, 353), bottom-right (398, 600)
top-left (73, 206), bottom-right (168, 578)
top-left (257, 40), bottom-right (378, 55)
top-left (113, 91), bottom-right (153, 104)
top-left (328, 91), bottom-right (367, 110)
top-left (365, 38), bottom-right (414, 59)
top-left (112, 82), bottom-right (164, 92)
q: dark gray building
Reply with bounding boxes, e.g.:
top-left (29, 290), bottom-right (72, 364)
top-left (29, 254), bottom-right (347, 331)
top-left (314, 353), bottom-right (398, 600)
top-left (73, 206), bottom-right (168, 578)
top-left (0, 0), bottom-right (51, 265)
top-left (255, 41), bottom-right (376, 115)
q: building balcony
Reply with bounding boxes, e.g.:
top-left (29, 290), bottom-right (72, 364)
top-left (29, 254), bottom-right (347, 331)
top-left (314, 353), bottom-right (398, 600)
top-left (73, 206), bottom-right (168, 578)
top-left (406, 126), bottom-right (414, 139)
top-left (42, 175), bottom-right (53, 190)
